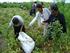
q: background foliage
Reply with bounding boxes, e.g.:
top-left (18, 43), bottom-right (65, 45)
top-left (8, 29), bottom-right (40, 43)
top-left (0, 2), bottom-right (70, 53)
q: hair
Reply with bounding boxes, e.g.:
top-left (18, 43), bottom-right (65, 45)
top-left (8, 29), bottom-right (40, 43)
top-left (34, 1), bottom-right (37, 3)
top-left (36, 3), bottom-right (43, 8)
top-left (12, 17), bottom-right (19, 25)
top-left (50, 3), bottom-right (58, 11)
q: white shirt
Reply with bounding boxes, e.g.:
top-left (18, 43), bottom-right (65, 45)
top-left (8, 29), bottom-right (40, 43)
top-left (29, 8), bottom-right (51, 27)
top-left (9, 15), bottom-right (24, 27)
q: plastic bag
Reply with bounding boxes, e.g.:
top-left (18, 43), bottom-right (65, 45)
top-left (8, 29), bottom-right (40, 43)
top-left (18, 32), bottom-right (35, 53)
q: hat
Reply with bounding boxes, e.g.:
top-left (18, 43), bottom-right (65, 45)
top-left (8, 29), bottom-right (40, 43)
top-left (50, 3), bottom-right (58, 11)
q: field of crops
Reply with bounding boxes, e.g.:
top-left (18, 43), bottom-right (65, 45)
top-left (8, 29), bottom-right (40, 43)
top-left (0, 3), bottom-right (70, 53)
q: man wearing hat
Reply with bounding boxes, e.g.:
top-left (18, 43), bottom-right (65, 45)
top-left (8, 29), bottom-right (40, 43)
top-left (44, 3), bottom-right (67, 33)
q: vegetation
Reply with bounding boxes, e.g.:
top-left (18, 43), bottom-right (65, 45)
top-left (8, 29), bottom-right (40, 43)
top-left (0, 2), bottom-right (70, 53)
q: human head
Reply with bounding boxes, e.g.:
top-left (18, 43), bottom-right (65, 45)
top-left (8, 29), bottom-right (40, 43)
top-left (50, 3), bottom-right (59, 16)
top-left (36, 3), bottom-right (43, 13)
top-left (12, 17), bottom-right (19, 26)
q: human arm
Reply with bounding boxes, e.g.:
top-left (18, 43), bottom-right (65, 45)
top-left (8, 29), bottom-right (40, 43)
top-left (29, 12), bottom-right (39, 27)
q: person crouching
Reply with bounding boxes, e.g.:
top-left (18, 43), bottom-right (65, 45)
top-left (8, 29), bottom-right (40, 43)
top-left (9, 15), bottom-right (25, 38)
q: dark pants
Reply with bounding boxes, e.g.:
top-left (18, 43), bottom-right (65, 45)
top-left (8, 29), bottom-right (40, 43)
top-left (13, 25), bottom-right (25, 38)
top-left (30, 9), bottom-right (36, 16)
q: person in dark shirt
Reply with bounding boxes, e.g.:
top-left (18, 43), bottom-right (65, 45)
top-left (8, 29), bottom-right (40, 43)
top-left (9, 15), bottom-right (25, 38)
top-left (30, 2), bottom-right (37, 16)
top-left (44, 3), bottom-right (67, 33)
top-left (12, 18), bottom-right (25, 38)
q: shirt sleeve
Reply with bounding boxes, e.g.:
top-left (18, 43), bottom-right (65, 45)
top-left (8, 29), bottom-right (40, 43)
top-left (58, 14), bottom-right (67, 33)
top-left (17, 15), bottom-right (24, 24)
top-left (29, 12), bottom-right (39, 27)
top-left (46, 8), bottom-right (51, 16)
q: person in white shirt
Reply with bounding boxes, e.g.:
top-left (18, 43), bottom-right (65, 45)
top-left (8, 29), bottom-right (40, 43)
top-left (9, 15), bottom-right (25, 38)
top-left (29, 3), bottom-right (51, 36)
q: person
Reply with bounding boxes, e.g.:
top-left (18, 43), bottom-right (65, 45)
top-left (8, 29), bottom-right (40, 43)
top-left (44, 3), bottom-right (67, 33)
top-left (29, 3), bottom-right (51, 36)
top-left (30, 2), bottom-right (37, 16)
top-left (9, 15), bottom-right (25, 38)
